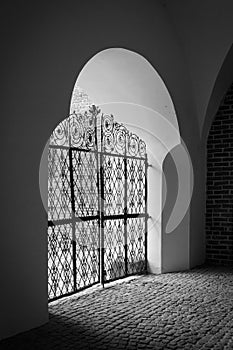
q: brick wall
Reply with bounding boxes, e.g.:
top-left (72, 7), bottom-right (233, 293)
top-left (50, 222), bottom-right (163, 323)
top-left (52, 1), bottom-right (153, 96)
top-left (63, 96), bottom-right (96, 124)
top-left (206, 83), bottom-right (233, 266)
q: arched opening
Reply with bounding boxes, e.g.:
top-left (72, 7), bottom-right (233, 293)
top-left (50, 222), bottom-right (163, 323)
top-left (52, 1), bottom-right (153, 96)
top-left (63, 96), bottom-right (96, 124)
top-left (202, 43), bottom-right (233, 142)
top-left (73, 48), bottom-right (181, 275)
top-left (46, 47), bottom-right (182, 301)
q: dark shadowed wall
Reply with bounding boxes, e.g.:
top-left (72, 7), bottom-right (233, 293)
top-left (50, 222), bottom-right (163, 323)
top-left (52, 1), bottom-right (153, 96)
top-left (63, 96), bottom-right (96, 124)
top-left (206, 83), bottom-right (233, 265)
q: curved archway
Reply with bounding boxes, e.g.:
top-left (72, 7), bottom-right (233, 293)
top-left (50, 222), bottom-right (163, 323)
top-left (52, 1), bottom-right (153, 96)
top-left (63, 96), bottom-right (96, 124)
top-left (41, 47), bottom-right (191, 303)
top-left (202, 43), bottom-right (233, 142)
top-left (71, 48), bottom-right (179, 132)
top-left (70, 48), bottom-right (182, 273)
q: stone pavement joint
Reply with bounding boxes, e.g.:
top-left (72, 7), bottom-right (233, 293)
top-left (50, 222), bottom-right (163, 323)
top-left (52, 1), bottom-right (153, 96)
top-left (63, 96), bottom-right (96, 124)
top-left (1, 266), bottom-right (233, 349)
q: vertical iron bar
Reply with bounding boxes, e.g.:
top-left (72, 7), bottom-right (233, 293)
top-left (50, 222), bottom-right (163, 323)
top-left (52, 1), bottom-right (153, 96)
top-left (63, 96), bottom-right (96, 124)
top-left (94, 113), bottom-right (101, 284)
top-left (124, 133), bottom-right (128, 276)
top-left (144, 154), bottom-right (148, 274)
top-left (99, 114), bottom-right (105, 286)
top-left (69, 148), bottom-right (77, 291)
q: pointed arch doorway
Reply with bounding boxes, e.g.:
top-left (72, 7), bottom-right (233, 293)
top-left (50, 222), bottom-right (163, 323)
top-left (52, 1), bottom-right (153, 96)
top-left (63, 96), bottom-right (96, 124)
top-left (48, 92), bottom-right (149, 301)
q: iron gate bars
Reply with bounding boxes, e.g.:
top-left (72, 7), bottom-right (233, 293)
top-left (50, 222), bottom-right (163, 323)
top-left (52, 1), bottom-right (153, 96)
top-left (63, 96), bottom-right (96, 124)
top-left (48, 105), bottom-right (148, 301)
top-left (48, 106), bottom-right (101, 301)
top-left (100, 115), bottom-right (148, 283)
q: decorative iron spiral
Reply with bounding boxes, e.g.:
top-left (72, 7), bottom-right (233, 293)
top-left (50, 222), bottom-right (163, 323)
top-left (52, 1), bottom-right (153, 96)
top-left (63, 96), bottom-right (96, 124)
top-left (85, 111), bottom-right (95, 130)
top-left (85, 128), bottom-right (95, 149)
top-left (103, 114), bottom-right (114, 133)
top-left (69, 114), bottom-right (84, 147)
top-left (103, 133), bottom-right (115, 152)
top-left (128, 133), bottom-right (139, 156)
top-left (115, 123), bottom-right (127, 154)
top-left (139, 140), bottom-right (146, 157)
top-left (51, 120), bottom-right (68, 146)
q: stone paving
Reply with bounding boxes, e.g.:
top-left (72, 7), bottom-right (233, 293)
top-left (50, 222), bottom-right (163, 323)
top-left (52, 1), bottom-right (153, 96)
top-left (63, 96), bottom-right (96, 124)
top-left (1, 266), bottom-right (233, 350)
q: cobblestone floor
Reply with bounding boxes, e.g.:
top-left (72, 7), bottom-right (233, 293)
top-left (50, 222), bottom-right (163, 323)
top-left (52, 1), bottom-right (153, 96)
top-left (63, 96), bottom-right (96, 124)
top-left (1, 266), bottom-right (233, 350)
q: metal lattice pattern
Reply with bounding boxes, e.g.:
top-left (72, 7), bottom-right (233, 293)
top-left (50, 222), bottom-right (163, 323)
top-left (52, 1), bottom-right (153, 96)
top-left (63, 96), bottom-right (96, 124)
top-left (48, 148), bottom-right (71, 221)
top-left (127, 158), bottom-right (146, 215)
top-left (48, 224), bottom-right (73, 300)
top-left (104, 219), bottom-right (126, 280)
top-left (102, 155), bottom-right (125, 216)
top-left (72, 150), bottom-right (98, 217)
top-left (127, 217), bottom-right (146, 274)
top-left (48, 103), bottom-right (148, 301)
top-left (76, 220), bottom-right (100, 288)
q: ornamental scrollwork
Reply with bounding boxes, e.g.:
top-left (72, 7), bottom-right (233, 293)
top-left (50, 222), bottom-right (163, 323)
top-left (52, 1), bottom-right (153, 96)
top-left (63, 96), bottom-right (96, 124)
top-left (50, 105), bottom-right (101, 150)
top-left (101, 114), bottom-right (146, 157)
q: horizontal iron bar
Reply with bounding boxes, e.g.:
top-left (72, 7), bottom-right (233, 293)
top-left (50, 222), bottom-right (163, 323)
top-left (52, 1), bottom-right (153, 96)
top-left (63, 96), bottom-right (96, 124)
top-left (48, 213), bottom-right (149, 226)
top-left (49, 145), bottom-right (97, 153)
top-left (102, 213), bottom-right (147, 220)
top-left (49, 145), bottom-right (147, 159)
top-left (75, 215), bottom-right (100, 221)
top-left (48, 215), bottom-right (100, 226)
top-left (71, 147), bottom-right (97, 153)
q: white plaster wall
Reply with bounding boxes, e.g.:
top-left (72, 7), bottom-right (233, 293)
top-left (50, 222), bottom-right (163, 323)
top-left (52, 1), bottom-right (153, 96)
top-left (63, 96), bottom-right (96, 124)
top-left (162, 144), bottom-right (191, 272)
top-left (73, 48), bottom-right (179, 130)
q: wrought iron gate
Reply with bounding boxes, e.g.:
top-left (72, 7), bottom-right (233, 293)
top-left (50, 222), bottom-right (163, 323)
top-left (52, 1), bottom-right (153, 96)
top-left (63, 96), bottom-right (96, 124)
top-left (48, 105), bottom-right (148, 301)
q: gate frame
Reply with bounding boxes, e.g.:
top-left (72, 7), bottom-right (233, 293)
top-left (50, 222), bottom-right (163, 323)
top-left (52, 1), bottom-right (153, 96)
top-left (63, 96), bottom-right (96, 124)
top-left (48, 106), bottom-right (148, 301)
